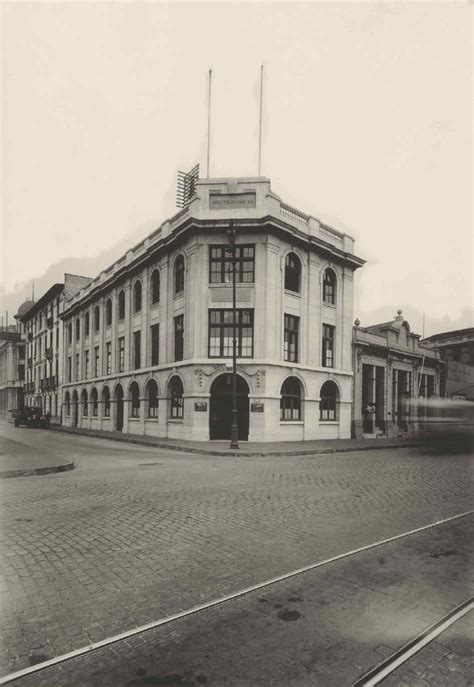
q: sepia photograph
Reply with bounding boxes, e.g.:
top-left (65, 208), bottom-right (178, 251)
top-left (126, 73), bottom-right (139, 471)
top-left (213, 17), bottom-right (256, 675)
top-left (0, 1), bottom-right (472, 685)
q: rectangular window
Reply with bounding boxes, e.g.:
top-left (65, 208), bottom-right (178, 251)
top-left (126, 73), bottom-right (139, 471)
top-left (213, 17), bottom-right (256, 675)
top-left (151, 324), bottom-right (160, 366)
top-left (208, 309), bottom-right (254, 358)
top-left (56, 327), bottom-right (59, 349)
top-left (209, 245), bottom-right (255, 284)
top-left (67, 356), bottom-right (72, 383)
top-left (118, 337), bottom-right (125, 373)
top-left (106, 342), bottom-right (112, 375)
top-left (322, 324), bottom-right (335, 368)
top-left (84, 350), bottom-right (90, 379)
top-left (75, 353), bottom-right (80, 380)
top-left (94, 346), bottom-right (99, 377)
top-left (174, 315), bottom-right (184, 362)
top-left (284, 314), bottom-right (299, 363)
top-left (133, 331), bottom-right (141, 370)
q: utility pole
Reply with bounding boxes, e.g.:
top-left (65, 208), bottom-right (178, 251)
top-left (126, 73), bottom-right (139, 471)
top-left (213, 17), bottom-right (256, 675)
top-left (226, 220), bottom-right (239, 449)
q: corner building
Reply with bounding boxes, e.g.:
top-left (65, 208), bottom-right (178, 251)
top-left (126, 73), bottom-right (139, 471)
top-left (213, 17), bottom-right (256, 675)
top-left (61, 177), bottom-right (364, 442)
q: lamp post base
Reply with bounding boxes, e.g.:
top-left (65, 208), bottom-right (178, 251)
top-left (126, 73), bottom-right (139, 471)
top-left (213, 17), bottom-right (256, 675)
top-left (230, 409), bottom-right (239, 449)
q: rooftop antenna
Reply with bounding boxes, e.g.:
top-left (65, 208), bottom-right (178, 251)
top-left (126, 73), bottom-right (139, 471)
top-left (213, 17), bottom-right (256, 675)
top-left (258, 64), bottom-right (264, 176)
top-left (207, 69), bottom-right (212, 178)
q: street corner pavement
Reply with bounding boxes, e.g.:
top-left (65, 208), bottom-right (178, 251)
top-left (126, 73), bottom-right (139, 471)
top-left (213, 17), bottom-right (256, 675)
top-left (0, 430), bottom-right (74, 478)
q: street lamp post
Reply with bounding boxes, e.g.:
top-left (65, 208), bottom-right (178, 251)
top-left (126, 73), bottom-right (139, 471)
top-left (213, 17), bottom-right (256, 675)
top-left (226, 220), bottom-right (239, 449)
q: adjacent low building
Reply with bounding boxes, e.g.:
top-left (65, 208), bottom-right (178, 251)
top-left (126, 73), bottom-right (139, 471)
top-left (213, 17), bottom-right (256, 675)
top-left (61, 176), bottom-right (365, 442)
top-left (421, 328), bottom-right (474, 400)
top-left (352, 311), bottom-right (443, 438)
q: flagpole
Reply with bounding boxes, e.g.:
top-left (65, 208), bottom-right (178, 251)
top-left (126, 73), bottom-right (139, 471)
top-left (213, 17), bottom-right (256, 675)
top-left (258, 64), bottom-right (264, 176)
top-left (207, 69), bottom-right (212, 178)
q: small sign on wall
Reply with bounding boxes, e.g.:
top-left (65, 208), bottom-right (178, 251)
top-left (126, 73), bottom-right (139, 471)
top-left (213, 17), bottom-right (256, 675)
top-left (251, 402), bottom-right (264, 413)
top-left (194, 402), bottom-right (208, 412)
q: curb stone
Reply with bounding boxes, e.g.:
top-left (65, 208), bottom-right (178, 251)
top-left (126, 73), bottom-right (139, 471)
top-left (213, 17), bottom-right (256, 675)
top-left (0, 461), bottom-right (75, 479)
top-left (50, 426), bottom-right (420, 457)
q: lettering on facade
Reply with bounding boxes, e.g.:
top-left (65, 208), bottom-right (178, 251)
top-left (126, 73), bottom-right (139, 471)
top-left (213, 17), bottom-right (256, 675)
top-left (251, 402), bottom-right (264, 412)
top-left (194, 402), bottom-right (208, 412)
top-left (209, 193), bottom-right (256, 210)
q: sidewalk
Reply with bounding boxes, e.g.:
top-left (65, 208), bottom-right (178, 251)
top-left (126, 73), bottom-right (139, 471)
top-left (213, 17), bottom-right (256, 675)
top-left (0, 434), bottom-right (74, 478)
top-left (52, 424), bottom-right (420, 456)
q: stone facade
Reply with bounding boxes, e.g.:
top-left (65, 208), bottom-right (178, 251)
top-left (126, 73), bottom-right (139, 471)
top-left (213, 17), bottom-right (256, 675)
top-left (352, 311), bottom-right (443, 438)
top-left (0, 327), bottom-right (26, 417)
top-left (61, 177), bottom-right (364, 442)
top-left (19, 274), bottom-right (92, 422)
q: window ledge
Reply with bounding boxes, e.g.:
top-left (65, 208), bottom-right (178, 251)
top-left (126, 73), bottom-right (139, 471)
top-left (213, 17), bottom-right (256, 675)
top-left (280, 420), bottom-right (304, 425)
top-left (208, 282), bottom-right (254, 288)
top-left (167, 418), bottom-right (183, 423)
top-left (322, 302), bottom-right (336, 309)
top-left (129, 417), bottom-right (140, 422)
top-left (145, 417), bottom-right (159, 422)
top-left (319, 420), bottom-right (339, 424)
top-left (284, 290), bottom-right (301, 298)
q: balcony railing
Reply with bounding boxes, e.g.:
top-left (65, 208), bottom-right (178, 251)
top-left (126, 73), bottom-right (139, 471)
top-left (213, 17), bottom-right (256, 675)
top-left (24, 382), bottom-right (35, 393)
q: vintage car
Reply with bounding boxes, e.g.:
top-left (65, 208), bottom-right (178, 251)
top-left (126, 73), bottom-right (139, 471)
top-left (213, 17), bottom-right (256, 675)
top-left (11, 407), bottom-right (50, 429)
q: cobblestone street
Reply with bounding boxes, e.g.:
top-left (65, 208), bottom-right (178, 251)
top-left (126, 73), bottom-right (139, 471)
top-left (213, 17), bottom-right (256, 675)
top-left (0, 422), bottom-right (472, 679)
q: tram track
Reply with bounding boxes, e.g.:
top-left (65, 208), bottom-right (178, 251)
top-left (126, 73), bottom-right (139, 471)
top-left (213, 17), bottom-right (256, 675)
top-left (1, 509), bottom-right (472, 685)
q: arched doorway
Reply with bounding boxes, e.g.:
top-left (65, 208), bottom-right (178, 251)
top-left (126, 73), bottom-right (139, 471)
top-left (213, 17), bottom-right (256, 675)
top-left (114, 384), bottom-right (124, 431)
top-left (210, 374), bottom-right (249, 440)
top-left (72, 391), bottom-right (79, 428)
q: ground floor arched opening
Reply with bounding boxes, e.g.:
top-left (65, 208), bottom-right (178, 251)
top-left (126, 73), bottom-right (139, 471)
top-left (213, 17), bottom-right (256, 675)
top-left (114, 384), bottom-right (124, 432)
top-left (209, 373), bottom-right (249, 441)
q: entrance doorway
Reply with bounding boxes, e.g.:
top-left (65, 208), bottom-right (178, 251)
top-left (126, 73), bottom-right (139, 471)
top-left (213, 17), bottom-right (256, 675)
top-left (115, 384), bottom-right (124, 432)
top-left (72, 391), bottom-right (78, 428)
top-left (210, 374), bottom-right (249, 440)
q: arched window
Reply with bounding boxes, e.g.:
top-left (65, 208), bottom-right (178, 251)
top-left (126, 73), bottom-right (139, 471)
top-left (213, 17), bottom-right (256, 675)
top-left (84, 312), bottom-right (90, 336)
top-left (280, 377), bottom-right (302, 421)
top-left (118, 290), bottom-right (125, 320)
top-left (91, 387), bottom-right (98, 416)
top-left (81, 389), bottom-right (88, 417)
top-left (320, 381), bottom-right (339, 421)
top-left (105, 299), bottom-right (112, 327)
top-left (133, 281), bottom-right (142, 313)
top-left (323, 268), bottom-right (336, 305)
top-left (174, 255), bottom-right (185, 294)
top-left (146, 379), bottom-right (159, 418)
top-left (168, 376), bottom-right (184, 419)
top-left (75, 318), bottom-right (80, 340)
top-left (150, 270), bottom-right (160, 305)
top-left (67, 323), bottom-right (72, 344)
top-left (130, 382), bottom-right (140, 418)
top-left (102, 386), bottom-right (110, 417)
top-left (94, 306), bottom-right (100, 332)
top-left (64, 391), bottom-right (71, 416)
top-left (284, 252), bottom-right (301, 293)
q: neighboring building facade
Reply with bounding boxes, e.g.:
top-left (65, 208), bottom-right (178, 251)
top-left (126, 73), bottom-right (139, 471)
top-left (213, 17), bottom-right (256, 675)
top-left (421, 328), bottom-right (474, 400)
top-left (352, 311), bottom-right (443, 438)
top-left (0, 324), bottom-right (28, 417)
top-left (19, 274), bottom-right (92, 422)
top-left (61, 176), bottom-right (364, 442)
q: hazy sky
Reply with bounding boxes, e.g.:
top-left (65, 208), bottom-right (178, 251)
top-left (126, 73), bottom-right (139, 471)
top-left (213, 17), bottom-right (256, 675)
top-left (1, 1), bottom-right (472, 336)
